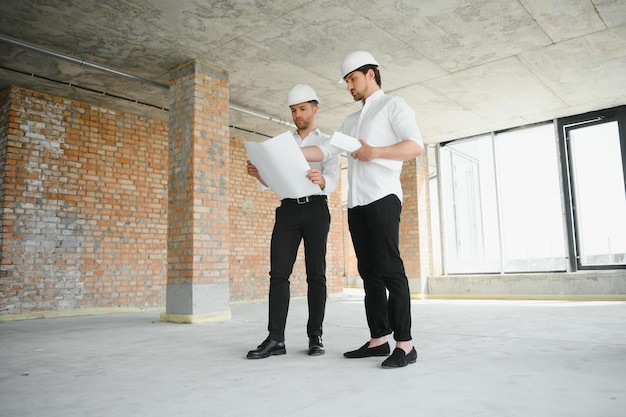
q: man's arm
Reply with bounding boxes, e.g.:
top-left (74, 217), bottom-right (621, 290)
top-left (351, 139), bottom-right (422, 162)
top-left (300, 146), bottom-right (324, 162)
top-left (306, 149), bottom-right (340, 192)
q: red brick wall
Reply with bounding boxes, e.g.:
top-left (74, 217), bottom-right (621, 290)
top-left (400, 157), bottom-right (432, 279)
top-left (228, 137), bottom-right (275, 300)
top-left (0, 86), bottom-right (346, 316)
top-left (0, 88), bottom-right (8, 251)
top-left (1, 86), bottom-right (168, 315)
top-left (326, 184), bottom-right (345, 294)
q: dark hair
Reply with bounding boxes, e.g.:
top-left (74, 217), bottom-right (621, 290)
top-left (354, 64), bottom-right (381, 87)
top-left (291, 100), bottom-right (319, 108)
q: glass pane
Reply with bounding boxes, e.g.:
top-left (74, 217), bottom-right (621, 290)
top-left (569, 121), bottom-right (626, 266)
top-left (495, 124), bottom-right (567, 272)
top-left (440, 136), bottom-right (501, 273)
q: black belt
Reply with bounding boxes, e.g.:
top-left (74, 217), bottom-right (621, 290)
top-left (281, 195), bottom-right (327, 205)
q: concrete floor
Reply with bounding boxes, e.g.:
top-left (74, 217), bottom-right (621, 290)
top-left (1, 289), bottom-right (625, 417)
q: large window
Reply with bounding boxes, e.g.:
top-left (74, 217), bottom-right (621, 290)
top-left (438, 106), bottom-right (626, 274)
top-left (440, 123), bottom-right (567, 274)
top-left (562, 113), bottom-right (626, 269)
top-left (495, 125), bottom-right (567, 272)
top-left (440, 135), bottom-right (500, 273)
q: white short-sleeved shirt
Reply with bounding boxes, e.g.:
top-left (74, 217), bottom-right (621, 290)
top-left (322, 90), bottom-right (424, 208)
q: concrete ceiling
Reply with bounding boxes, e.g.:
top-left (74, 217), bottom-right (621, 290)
top-left (1, 0), bottom-right (625, 144)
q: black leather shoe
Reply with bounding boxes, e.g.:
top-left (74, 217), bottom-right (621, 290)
top-left (343, 341), bottom-right (390, 358)
top-left (246, 337), bottom-right (286, 359)
top-left (381, 347), bottom-right (417, 368)
top-left (308, 336), bottom-right (325, 356)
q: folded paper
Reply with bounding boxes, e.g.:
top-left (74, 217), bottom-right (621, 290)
top-left (330, 131), bottom-right (402, 171)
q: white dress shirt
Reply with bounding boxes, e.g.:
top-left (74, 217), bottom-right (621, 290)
top-left (322, 90), bottom-right (424, 208)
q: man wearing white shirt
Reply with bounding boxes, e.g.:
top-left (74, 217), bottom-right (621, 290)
top-left (304, 51), bottom-right (423, 368)
top-left (246, 84), bottom-right (339, 359)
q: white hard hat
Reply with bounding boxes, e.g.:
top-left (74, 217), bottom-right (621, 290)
top-left (340, 50), bottom-right (380, 80)
top-left (286, 84), bottom-right (319, 106)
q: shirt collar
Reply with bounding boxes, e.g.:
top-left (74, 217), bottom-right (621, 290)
top-left (293, 127), bottom-right (321, 140)
top-left (361, 89), bottom-right (384, 108)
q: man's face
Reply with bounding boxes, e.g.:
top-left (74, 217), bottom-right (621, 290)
top-left (345, 70), bottom-right (371, 102)
top-left (290, 102), bottom-right (317, 130)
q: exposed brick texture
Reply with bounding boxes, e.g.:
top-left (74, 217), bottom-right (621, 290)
top-left (0, 86), bottom-right (351, 316)
top-left (167, 62), bottom-right (230, 289)
top-left (400, 158), bottom-right (432, 279)
top-left (1, 86), bottom-right (168, 314)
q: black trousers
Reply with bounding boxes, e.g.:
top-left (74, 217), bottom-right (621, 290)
top-left (348, 194), bottom-right (412, 342)
top-left (268, 197), bottom-right (330, 342)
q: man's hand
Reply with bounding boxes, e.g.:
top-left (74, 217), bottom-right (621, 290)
top-left (351, 139), bottom-right (377, 162)
top-left (307, 169), bottom-right (326, 190)
top-left (247, 160), bottom-right (267, 186)
top-left (247, 160), bottom-right (260, 178)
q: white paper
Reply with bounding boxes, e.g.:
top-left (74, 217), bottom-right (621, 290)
top-left (329, 131), bottom-right (362, 152)
top-left (244, 131), bottom-right (320, 199)
top-left (330, 131), bottom-right (403, 171)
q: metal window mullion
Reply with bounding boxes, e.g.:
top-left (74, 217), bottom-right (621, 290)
top-left (491, 133), bottom-right (506, 274)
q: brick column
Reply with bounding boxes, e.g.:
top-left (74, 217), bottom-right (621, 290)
top-left (161, 61), bottom-right (231, 323)
top-left (400, 154), bottom-right (432, 297)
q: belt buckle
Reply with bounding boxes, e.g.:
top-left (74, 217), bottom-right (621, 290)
top-left (296, 196), bottom-right (309, 204)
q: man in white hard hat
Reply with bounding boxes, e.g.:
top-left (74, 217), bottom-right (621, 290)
top-left (303, 51), bottom-right (423, 368)
top-left (246, 84), bottom-right (339, 359)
